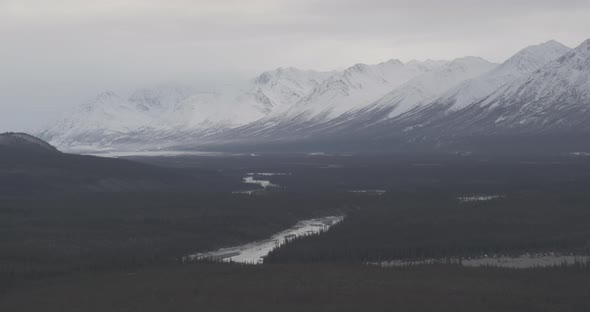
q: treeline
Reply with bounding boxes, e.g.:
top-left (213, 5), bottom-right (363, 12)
top-left (265, 190), bottom-right (590, 263)
top-left (3, 263), bottom-right (590, 311)
top-left (0, 191), bottom-right (350, 282)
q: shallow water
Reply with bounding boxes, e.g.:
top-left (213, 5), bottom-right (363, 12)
top-left (462, 254), bottom-right (590, 268)
top-left (243, 176), bottom-right (278, 188)
top-left (378, 253), bottom-right (590, 269)
top-left (187, 216), bottom-right (344, 264)
top-left (247, 172), bottom-right (292, 176)
top-left (458, 195), bottom-right (504, 202)
top-left (349, 190), bottom-right (387, 195)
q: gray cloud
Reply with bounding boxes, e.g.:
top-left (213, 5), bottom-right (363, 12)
top-left (1, 0), bottom-right (589, 132)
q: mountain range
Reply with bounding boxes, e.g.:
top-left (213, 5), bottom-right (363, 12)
top-left (38, 38), bottom-right (590, 154)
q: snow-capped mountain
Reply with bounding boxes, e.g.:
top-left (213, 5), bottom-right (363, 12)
top-left (249, 67), bottom-right (335, 114)
top-left (431, 40), bottom-right (571, 112)
top-left (408, 40), bottom-right (590, 148)
top-left (368, 56), bottom-right (498, 120)
top-left (276, 59), bottom-right (447, 121)
top-left (39, 68), bottom-right (332, 150)
top-left (216, 40), bottom-right (581, 153)
top-left (218, 57), bottom-right (494, 143)
top-left (224, 59), bottom-right (449, 139)
top-left (38, 91), bottom-right (157, 148)
top-left (366, 40), bottom-right (573, 139)
top-left (168, 68), bottom-right (334, 131)
top-left (129, 84), bottom-right (194, 113)
top-left (433, 38), bottom-right (590, 135)
top-left (37, 38), bottom-right (590, 154)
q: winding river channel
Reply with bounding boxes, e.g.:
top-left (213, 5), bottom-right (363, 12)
top-left (187, 216), bottom-right (344, 264)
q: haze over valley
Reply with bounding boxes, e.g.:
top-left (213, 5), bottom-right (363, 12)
top-left (3, 1), bottom-right (590, 311)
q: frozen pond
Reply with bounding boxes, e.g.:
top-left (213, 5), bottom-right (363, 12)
top-left (377, 253), bottom-right (590, 269)
top-left (458, 195), bottom-right (504, 202)
top-left (233, 174), bottom-right (285, 194)
top-left (349, 190), bottom-right (387, 195)
top-left (243, 176), bottom-right (278, 188)
top-left (247, 172), bottom-right (292, 176)
top-left (462, 254), bottom-right (590, 268)
top-left (187, 216), bottom-right (344, 264)
top-left (232, 190), bottom-right (261, 195)
top-left (307, 152), bottom-right (353, 157)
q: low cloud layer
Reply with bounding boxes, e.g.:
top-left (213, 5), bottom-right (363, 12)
top-left (1, 0), bottom-right (589, 132)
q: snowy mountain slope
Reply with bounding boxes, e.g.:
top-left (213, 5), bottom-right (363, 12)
top-left (170, 68), bottom-right (334, 130)
top-left (433, 40), bottom-right (571, 112)
top-left (249, 67), bottom-right (335, 114)
top-left (354, 40), bottom-right (573, 141)
top-left (224, 60), bottom-right (448, 139)
top-left (129, 84), bottom-right (194, 113)
top-left (38, 91), bottom-right (158, 148)
top-left (368, 56), bottom-right (498, 120)
top-left (198, 41), bottom-right (580, 153)
top-left (261, 41), bottom-right (570, 144)
top-left (419, 38), bottom-right (590, 138)
top-left (39, 68), bottom-right (332, 149)
top-left (278, 59), bottom-right (447, 121)
top-left (37, 38), bottom-right (589, 154)
top-left (216, 57), bottom-right (493, 144)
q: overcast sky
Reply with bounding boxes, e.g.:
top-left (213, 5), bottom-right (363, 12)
top-left (1, 0), bottom-right (590, 132)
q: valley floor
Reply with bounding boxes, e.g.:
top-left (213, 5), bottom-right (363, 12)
top-left (2, 263), bottom-right (590, 312)
top-left (3, 152), bottom-right (590, 310)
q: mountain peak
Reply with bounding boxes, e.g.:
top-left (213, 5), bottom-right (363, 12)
top-left (544, 39), bottom-right (565, 46)
top-left (128, 84), bottom-right (193, 111)
top-left (444, 56), bottom-right (496, 73)
top-left (456, 56), bottom-right (484, 61)
top-left (90, 91), bottom-right (123, 106)
top-left (255, 71), bottom-right (275, 85)
top-left (554, 37), bottom-right (590, 68)
top-left (405, 59), bottom-right (449, 72)
top-left (450, 56), bottom-right (492, 65)
top-left (433, 41), bottom-right (570, 112)
top-left (349, 63), bottom-right (371, 72)
top-left (96, 91), bottom-right (119, 101)
top-left (452, 37), bottom-right (590, 132)
top-left (80, 91), bottom-right (124, 112)
top-left (497, 40), bottom-right (570, 74)
top-left (373, 55), bottom-right (498, 119)
top-left (255, 67), bottom-right (309, 85)
top-left (380, 59), bottom-right (403, 66)
top-left (575, 38), bottom-right (590, 52)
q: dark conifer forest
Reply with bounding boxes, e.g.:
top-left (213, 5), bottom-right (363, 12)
top-left (2, 151), bottom-right (590, 310)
